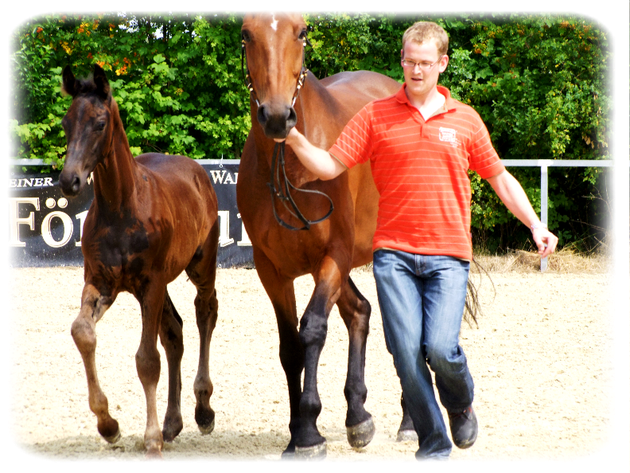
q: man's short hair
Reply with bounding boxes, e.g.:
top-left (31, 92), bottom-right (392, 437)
top-left (402, 21), bottom-right (449, 57)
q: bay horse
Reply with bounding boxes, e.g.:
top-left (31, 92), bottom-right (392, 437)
top-left (236, 13), bottom-right (407, 458)
top-left (59, 64), bottom-right (220, 458)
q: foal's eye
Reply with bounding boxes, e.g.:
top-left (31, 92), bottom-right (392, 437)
top-left (298, 29), bottom-right (308, 42)
top-left (241, 30), bottom-right (251, 43)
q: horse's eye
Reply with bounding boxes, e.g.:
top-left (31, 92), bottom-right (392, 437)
top-left (241, 30), bottom-right (251, 43)
top-left (94, 121), bottom-right (106, 132)
top-left (298, 29), bottom-right (307, 41)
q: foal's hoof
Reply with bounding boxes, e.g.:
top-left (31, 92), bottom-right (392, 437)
top-left (195, 407), bottom-right (215, 435)
top-left (295, 441), bottom-right (327, 460)
top-left (396, 429), bottom-right (418, 442)
top-left (347, 417), bottom-right (375, 449)
top-left (103, 428), bottom-right (122, 444)
top-left (99, 420), bottom-right (121, 444)
top-left (145, 447), bottom-right (164, 460)
top-left (197, 418), bottom-right (215, 435)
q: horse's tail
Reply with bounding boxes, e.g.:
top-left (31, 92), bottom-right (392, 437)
top-left (463, 258), bottom-right (494, 327)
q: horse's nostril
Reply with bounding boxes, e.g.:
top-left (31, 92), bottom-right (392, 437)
top-left (59, 172), bottom-right (82, 197)
top-left (71, 176), bottom-right (81, 194)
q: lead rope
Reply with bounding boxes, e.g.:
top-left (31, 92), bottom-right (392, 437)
top-left (268, 142), bottom-right (334, 231)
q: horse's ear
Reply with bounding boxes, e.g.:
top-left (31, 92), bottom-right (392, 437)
top-left (93, 64), bottom-right (111, 100)
top-left (62, 66), bottom-right (78, 97)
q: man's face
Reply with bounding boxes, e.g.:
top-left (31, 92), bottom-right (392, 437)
top-left (400, 39), bottom-right (449, 102)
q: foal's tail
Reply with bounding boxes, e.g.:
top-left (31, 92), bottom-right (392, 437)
top-left (463, 258), bottom-right (495, 328)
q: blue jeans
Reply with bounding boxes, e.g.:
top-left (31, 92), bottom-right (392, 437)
top-left (373, 250), bottom-right (474, 459)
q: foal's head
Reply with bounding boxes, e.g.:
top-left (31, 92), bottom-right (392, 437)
top-left (241, 13), bottom-right (308, 139)
top-left (59, 64), bottom-right (115, 197)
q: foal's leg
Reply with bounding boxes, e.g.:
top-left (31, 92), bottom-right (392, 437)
top-left (71, 283), bottom-right (120, 443)
top-left (159, 290), bottom-right (184, 442)
top-left (136, 283), bottom-right (167, 457)
top-left (186, 222), bottom-right (219, 435)
top-left (336, 276), bottom-right (375, 448)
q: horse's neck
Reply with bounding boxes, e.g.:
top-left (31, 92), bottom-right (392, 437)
top-left (297, 77), bottom-right (348, 141)
top-left (93, 113), bottom-right (139, 212)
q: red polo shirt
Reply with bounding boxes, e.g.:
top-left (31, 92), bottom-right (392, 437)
top-left (329, 84), bottom-right (504, 261)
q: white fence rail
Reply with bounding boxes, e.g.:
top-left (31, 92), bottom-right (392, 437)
top-left (502, 159), bottom-right (614, 271)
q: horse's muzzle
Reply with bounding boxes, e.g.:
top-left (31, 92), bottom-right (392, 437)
top-left (59, 170), bottom-right (83, 197)
top-left (257, 103), bottom-right (297, 139)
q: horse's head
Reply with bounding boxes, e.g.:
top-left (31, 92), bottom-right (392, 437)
top-left (59, 64), bottom-right (113, 197)
top-left (241, 13), bottom-right (308, 140)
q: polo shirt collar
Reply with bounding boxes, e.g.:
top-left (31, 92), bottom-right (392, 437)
top-left (395, 84), bottom-right (455, 115)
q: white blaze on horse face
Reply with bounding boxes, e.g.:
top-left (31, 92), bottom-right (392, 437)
top-left (270, 15), bottom-right (278, 31)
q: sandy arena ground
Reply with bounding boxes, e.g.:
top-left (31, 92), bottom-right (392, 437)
top-left (6, 261), bottom-right (623, 470)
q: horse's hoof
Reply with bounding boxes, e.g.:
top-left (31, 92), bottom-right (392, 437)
top-left (197, 418), bottom-right (215, 435)
top-left (102, 427), bottom-right (121, 444)
top-left (195, 407), bottom-right (215, 435)
top-left (295, 441), bottom-right (327, 460)
top-left (98, 418), bottom-right (121, 444)
top-left (104, 430), bottom-right (121, 444)
top-left (145, 448), bottom-right (163, 460)
top-left (347, 417), bottom-right (375, 449)
top-left (163, 417), bottom-right (184, 442)
top-left (396, 429), bottom-right (418, 442)
top-left (280, 452), bottom-right (295, 463)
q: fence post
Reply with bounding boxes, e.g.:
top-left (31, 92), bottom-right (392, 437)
top-left (540, 161), bottom-right (550, 272)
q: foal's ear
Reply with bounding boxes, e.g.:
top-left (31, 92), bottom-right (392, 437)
top-left (62, 66), bottom-right (79, 97)
top-left (93, 64), bottom-right (111, 100)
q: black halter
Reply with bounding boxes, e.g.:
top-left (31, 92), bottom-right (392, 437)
top-left (241, 34), bottom-right (334, 231)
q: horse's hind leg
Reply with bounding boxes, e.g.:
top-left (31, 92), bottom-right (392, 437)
top-left (186, 222), bottom-right (219, 435)
top-left (397, 393), bottom-right (418, 441)
top-left (71, 283), bottom-right (120, 443)
top-left (159, 290), bottom-right (184, 442)
top-left (336, 275), bottom-right (375, 448)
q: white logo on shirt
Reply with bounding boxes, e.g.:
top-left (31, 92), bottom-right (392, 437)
top-left (439, 127), bottom-right (460, 148)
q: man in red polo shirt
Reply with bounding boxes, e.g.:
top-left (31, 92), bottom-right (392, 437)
top-left (278, 21), bottom-right (558, 459)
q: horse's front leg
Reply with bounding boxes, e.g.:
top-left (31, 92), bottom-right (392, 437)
top-left (252, 248), bottom-right (303, 458)
top-left (295, 255), bottom-right (345, 459)
top-left (71, 283), bottom-right (120, 443)
top-left (136, 283), bottom-right (166, 458)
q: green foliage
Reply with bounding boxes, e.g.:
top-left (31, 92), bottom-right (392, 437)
top-left (11, 13), bottom-right (250, 166)
top-left (10, 12), bottom-right (611, 252)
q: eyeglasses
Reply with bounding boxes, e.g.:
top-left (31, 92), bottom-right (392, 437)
top-left (401, 57), bottom-right (443, 71)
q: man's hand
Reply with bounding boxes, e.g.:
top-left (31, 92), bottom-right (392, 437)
top-left (532, 226), bottom-right (558, 258)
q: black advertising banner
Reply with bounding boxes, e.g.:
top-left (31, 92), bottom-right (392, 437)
top-left (9, 160), bottom-right (253, 268)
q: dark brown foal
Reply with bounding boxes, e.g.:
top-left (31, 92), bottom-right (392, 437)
top-left (60, 64), bottom-right (219, 457)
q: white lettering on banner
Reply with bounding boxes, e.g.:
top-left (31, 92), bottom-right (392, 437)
top-left (237, 213), bottom-right (252, 246)
top-left (9, 197), bottom-right (83, 248)
top-left (9, 197), bottom-right (40, 247)
top-left (41, 211), bottom-right (74, 248)
top-left (9, 196), bottom-right (252, 251)
top-left (9, 177), bottom-right (55, 188)
top-left (218, 210), bottom-right (234, 247)
top-left (209, 170), bottom-right (238, 185)
top-left (75, 210), bottom-right (89, 247)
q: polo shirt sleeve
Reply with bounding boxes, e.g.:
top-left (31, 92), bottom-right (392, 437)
top-left (328, 104), bottom-right (373, 169)
top-left (467, 114), bottom-right (505, 179)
